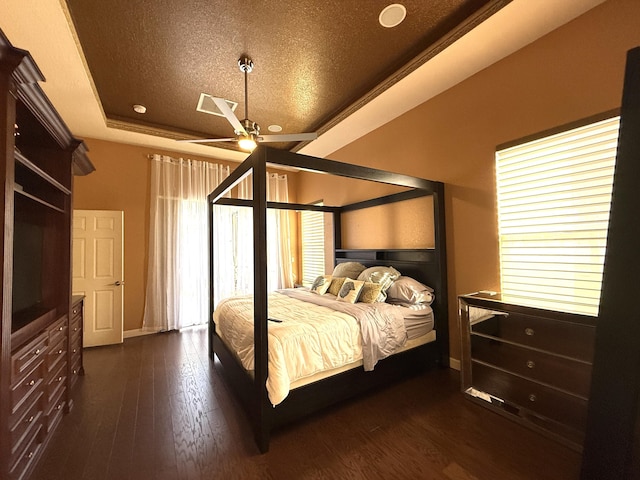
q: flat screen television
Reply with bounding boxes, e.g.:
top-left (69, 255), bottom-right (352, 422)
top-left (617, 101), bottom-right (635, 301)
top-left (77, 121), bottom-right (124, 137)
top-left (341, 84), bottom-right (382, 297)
top-left (12, 220), bottom-right (44, 317)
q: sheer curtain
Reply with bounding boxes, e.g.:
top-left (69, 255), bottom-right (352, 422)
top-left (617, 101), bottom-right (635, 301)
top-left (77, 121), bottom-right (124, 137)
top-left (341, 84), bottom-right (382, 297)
top-left (143, 154), bottom-right (229, 331)
top-left (211, 172), bottom-right (294, 307)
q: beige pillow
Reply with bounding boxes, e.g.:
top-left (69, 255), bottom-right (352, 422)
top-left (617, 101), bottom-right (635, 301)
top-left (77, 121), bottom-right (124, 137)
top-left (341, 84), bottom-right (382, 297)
top-left (337, 278), bottom-right (364, 303)
top-left (359, 282), bottom-right (383, 303)
top-left (332, 262), bottom-right (366, 280)
top-left (310, 275), bottom-right (332, 295)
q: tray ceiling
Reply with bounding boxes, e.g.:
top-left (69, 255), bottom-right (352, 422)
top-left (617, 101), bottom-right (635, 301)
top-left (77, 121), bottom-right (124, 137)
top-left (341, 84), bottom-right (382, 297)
top-left (63, 0), bottom-right (508, 152)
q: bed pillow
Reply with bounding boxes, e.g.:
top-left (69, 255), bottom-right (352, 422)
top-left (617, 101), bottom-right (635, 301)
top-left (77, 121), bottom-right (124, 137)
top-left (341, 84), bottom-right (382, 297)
top-left (332, 261), bottom-right (367, 280)
top-left (310, 275), bottom-right (332, 295)
top-left (356, 266), bottom-right (401, 301)
top-left (386, 276), bottom-right (435, 305)
top-left (328, 276), bottom-right (345, 296)
top-left (337, 278), bottom-right (364, 303)
top-left (358, 282), bottom-right (384, 304)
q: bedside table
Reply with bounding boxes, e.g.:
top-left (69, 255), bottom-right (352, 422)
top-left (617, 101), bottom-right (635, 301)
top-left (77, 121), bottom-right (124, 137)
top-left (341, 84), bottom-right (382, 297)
top-left (459, 292), bottom-right (596, 450)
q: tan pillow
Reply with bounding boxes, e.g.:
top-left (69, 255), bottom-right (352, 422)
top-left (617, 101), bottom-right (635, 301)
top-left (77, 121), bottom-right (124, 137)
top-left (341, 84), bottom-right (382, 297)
top-left (359, 282), bottom-right (383, 303)
top-left (332, 262), bottom-right (366, 279)
top-left (328, 277), bottom-right (346, 296)
top-left (337, 278), bottom-right (364, 303)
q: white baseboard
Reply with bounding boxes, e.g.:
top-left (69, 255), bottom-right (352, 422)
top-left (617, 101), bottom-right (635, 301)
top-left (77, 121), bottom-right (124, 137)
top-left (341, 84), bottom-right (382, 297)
top-left (123, 327), bottom-right (162, 339)
top-left (449, 357), bottom-right (461, 371)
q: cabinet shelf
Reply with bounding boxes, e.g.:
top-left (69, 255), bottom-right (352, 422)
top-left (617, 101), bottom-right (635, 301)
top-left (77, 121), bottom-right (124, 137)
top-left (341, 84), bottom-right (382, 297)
top-left (15, 150), bottom-right (72, 196)
top-left (14, 189), bottom-right (65, 214)
top-left (14, 149), bottom-right (69, 213)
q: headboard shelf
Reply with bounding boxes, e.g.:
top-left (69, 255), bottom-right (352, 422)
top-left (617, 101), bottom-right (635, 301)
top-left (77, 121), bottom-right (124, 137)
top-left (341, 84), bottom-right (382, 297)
top-left (335, 248), bottom-right (436, 263)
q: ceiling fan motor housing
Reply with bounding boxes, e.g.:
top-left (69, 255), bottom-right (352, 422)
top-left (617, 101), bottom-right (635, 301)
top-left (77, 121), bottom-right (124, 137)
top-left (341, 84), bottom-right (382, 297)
top-left (238, 57), bottom-right (254, 73)
top-left (237, 118), bottom-right (259, 137)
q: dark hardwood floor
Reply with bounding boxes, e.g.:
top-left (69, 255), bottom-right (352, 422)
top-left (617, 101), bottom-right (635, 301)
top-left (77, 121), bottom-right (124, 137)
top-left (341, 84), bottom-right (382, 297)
top-left (30, 327), bottom-right (581, 480)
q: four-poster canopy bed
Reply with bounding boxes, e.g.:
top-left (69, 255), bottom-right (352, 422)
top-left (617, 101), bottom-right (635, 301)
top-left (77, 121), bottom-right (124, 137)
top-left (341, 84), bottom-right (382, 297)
top-left (207, 146), bottom-right (448, 453)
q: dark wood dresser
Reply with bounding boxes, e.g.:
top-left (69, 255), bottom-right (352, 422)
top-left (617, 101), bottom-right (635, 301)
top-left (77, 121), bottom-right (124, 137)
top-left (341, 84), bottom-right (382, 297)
top-left (459, 292), bottom-right (596, 450)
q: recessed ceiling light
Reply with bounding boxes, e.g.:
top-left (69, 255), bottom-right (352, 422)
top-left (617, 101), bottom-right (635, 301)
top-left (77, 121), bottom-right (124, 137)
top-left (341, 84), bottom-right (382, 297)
top-left (268, 124), bottom-right (283, 132)
top-left (379, 4), bottom-right (406, 28)
top-left (133, 104), bottom-right (147, 114)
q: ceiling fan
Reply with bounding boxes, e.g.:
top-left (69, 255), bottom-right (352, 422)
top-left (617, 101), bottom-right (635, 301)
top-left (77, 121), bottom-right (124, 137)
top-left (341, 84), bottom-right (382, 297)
top-left (178, 57), bottom-right (317, 152)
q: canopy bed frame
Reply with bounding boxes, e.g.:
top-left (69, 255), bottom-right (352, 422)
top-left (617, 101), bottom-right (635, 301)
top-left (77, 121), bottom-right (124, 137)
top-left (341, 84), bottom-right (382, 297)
top-left (207, 146), bottom-right (448, 453)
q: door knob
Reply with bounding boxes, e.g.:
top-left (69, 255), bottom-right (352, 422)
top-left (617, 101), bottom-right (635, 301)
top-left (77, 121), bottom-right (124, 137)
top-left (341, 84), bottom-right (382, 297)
top-left (114, 280), bottom-right (125, 286)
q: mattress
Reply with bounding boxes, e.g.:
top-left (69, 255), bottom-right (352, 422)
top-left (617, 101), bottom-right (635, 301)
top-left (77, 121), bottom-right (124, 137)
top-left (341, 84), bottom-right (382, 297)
top-left (213, 289), bottom-right (434, 405)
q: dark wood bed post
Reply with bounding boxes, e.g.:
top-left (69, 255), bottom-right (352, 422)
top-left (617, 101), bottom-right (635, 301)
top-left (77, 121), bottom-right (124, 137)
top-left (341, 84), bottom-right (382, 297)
top-left (250, 150), bottom-right (271, 452)
top-left (208, 198), bottom-right (214, 359)
top-left (432, 182), bottom-right (449, 367)
top-left (581, 46), bottom-right (640, 480)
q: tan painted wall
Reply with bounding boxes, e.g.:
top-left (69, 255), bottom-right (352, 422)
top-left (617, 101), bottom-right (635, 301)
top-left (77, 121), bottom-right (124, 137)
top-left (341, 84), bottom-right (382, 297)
top-left (73, 141), bottom-right (299, 331)
top-left (295, 0), bottom-right (640, 361)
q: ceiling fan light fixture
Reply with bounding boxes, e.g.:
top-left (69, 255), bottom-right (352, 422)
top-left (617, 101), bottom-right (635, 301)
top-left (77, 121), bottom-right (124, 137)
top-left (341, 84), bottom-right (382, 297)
top-left (238, 135), bottom-right (257, 152)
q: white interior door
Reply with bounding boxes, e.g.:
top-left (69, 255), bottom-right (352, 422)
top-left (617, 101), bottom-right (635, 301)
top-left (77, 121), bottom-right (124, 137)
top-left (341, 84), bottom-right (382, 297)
top-left (72, 210), bottom-right (124, 347)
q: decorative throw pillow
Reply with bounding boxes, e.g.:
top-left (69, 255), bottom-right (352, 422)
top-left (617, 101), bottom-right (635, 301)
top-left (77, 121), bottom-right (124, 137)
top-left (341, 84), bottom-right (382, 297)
top-left (337, 278), bottom-right (364, 303)
top-left (386, 276), bottom-right (435, 305)
top-left (328, 276), bottom-right (346, 296)
top-left (310, 275), bottom-right (332, 295)
top-left (357, 266), bottom-right (401, 301)
top-left (332, 261), bottom-right (367, 280)
top-left (358, 282), bottom-right (384, 303)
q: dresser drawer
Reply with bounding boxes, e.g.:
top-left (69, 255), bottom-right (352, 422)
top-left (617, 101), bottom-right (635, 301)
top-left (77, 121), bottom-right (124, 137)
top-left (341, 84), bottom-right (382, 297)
top-left (47, 315), bottom-right (67, 347)
top-left (9, 423), bottom-right (43, 480)
top-left (470, 307), bottom-right (595, 361)
top-left (472, 362), bottom-right (588, 432)
top-left (69, 355), bottom-right (82, 389)
top-left (9, 390), bottom-right (43, 457)
top-left (471, 335), bottom-right (592, 398)
top-left (46, 335), bottom-right (67, 373)
top-left (45, 384), bottom-right (66, 434)
top-left (70, 311), bottom-right (82, 336)
top-left (10, 364), bottom-right (44, 416)
top-left (46, 360), bottom-right (67, 403)
top-left (11, 331), bottom-right (48, 383)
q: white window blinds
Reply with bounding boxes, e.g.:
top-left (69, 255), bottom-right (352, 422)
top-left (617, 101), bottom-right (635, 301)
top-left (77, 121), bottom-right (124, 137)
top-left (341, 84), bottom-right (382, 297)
top-left (300, 208), bottom-right (325, 286)
top-left (495, 116), bottom-right (619, 316)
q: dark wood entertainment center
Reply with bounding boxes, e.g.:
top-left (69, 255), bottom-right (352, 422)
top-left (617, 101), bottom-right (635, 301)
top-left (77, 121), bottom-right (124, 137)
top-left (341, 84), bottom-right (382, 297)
top-left (0, 29), bottom-right (94, 479)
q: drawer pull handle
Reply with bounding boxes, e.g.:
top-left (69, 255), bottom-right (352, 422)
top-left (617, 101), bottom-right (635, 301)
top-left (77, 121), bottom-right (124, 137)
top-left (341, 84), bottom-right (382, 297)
top-left (56, 404), bottom-right (62, 410)
top-left (26, 380), bottom-right (35, 387)
top-left (34, 349), bottom-right (40, 356)
top-left (27, 451), bottom-right (34, 459)
top-left (525, 328), bottom-right (535, 336)
top-left (529, 394), bottom-right (537, 402)
top-left (73, 327), bottom-right (78, 332)
top-left (58, 349), bottom-right (63, 355)
top-left (73, 349), bottom-right (77, 353)
top-left (57, 376), bottom-right (63, 382)
top-left (73, 369), bottom-right (78, 375)
top-left (26, 415), bottom-right (34, 424)
top-left (526, 360), bottom-right (536, 369)
top-left (58, 326), bottom-right (64, 331)
top-left (73, 309), bottom-right (78, 314)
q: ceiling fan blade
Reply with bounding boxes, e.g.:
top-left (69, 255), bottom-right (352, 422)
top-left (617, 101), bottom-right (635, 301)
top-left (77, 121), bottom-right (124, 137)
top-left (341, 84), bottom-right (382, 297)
top-left (176, 138), bottom-right (236, 144)
top-left (258, 132), bottom-right (318, 143)
top-left (213, 97), bottom-right (247, 135)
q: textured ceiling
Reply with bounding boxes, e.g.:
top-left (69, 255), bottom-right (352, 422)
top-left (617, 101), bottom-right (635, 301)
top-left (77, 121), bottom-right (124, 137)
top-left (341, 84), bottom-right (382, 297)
top-left (63, 0), bottom-right (508, 152)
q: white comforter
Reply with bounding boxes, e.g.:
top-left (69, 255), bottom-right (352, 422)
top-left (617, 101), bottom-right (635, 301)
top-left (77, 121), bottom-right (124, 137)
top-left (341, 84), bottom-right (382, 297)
top-left (213, 289), bottom-right (409, 405)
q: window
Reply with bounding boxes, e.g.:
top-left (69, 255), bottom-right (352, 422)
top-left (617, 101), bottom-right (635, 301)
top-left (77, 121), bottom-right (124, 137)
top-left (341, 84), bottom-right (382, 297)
top-left (300, 207), bottom-right (325, 286)
top-left (495, 115), bottom-right (619, 316)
